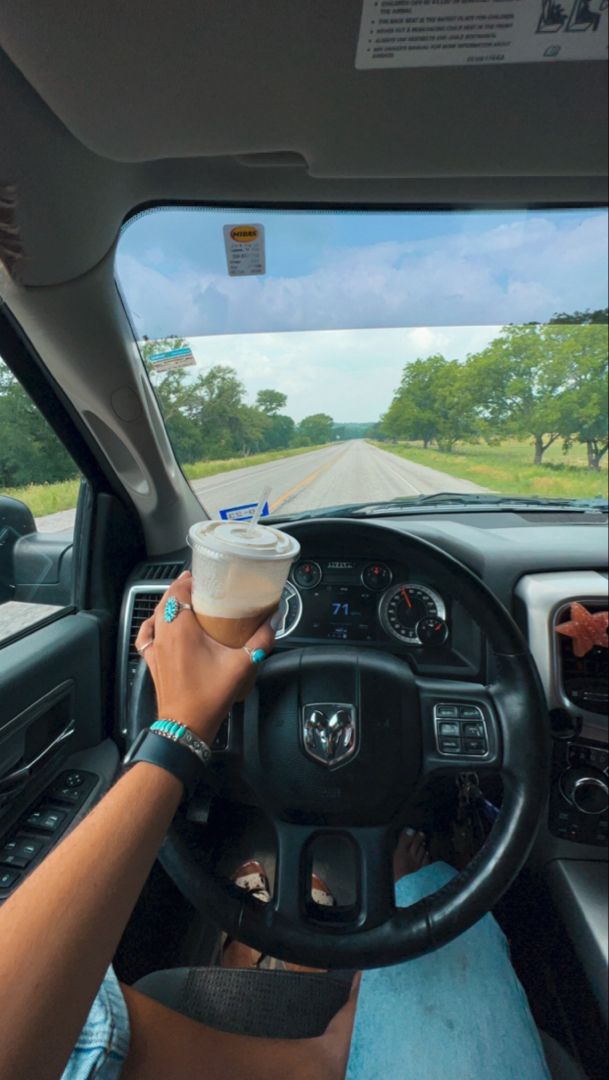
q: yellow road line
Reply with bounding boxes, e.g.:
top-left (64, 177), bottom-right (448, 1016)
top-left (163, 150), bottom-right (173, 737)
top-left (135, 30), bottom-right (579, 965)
top-left (270, 447), bottom-right (348, 513)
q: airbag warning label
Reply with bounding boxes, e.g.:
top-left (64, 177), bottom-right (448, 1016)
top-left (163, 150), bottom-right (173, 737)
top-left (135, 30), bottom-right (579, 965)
top-left (356, 0), bottom-right (608, 69)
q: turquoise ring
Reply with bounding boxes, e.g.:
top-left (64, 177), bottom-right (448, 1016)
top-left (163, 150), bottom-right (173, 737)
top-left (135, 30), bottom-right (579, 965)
top-left (244, 647), bottom-right (267, 665)
top-left (164, 597), bottom-right (193, 623)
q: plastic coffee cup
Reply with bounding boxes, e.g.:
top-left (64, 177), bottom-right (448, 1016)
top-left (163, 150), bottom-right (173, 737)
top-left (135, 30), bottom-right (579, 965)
top-left (187, 520), bottom-right (301, 648)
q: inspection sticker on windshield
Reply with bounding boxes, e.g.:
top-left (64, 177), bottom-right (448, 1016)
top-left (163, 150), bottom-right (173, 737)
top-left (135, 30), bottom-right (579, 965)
top-left (223, 224), bottom-right (266, 277)
top-left (219, 501), bottom-right (271, 522)
top-left (356, 0), bottom-right (608, 69)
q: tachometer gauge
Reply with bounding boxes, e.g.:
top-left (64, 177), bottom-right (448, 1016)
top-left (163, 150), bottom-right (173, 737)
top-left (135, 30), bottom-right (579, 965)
top-left (379, 584), bottom-right (446, 646)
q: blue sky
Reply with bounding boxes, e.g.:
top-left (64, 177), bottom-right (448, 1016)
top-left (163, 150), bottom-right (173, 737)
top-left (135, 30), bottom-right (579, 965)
top-left (116, 207), bottom-right (608, 422)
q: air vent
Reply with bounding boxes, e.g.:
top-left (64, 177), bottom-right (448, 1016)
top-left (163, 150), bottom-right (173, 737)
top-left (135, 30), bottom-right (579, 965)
top-left (557, 604), bottom-right (609, 717)
top-left (128, 590), bottom-right (164, 660)
top-left (139, 562), bottom-right (183, 581)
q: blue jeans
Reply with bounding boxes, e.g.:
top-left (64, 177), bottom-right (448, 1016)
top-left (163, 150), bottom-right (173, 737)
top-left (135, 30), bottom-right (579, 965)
top-left (346, 861), bottom-right (551, 1080)
top-left (63, 862), bottom-right (550, 1079)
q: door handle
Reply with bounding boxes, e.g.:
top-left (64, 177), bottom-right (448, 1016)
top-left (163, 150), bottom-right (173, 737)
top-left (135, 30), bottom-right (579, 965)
top-left (0, 721), bottom-right (75, 796)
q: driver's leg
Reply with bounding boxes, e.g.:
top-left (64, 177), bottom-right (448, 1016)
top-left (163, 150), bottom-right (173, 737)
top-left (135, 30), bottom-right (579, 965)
top-left (119, 973), bottom-right (358, 1080)
top-left (345, 840), bottom-right (551, 1080)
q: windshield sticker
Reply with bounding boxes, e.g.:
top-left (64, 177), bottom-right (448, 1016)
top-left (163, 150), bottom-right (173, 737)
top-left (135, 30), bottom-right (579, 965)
top-left (148, 345), bottom-right (196, 373)
top-left (223, 224), bottom-right (266, 277)
top-left (356, 0), bottom-right (609, 69)
top-left (219, 501), bottom-right (271, 522)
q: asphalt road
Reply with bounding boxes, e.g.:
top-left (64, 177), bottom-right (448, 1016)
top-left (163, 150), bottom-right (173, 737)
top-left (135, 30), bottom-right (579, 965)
top-left (191, 439), bottom-right (487, 518)
top-left (35, 441), bottom-right (487, 532)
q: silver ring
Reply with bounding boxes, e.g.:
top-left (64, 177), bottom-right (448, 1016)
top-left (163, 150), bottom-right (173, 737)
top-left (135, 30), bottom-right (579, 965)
top-left (137, 640), bottom-right (154, 656)
top-left (243, 647), bottom-right (268, 665)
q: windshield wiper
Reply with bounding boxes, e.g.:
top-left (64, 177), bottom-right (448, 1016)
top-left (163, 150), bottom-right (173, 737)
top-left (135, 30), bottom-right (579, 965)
top-left (269, 494), bottom-right (608, 523)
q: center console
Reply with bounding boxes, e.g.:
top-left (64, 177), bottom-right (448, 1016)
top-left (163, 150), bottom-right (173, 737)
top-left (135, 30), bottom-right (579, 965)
top-left (549, 738), bottom-right (609, 848)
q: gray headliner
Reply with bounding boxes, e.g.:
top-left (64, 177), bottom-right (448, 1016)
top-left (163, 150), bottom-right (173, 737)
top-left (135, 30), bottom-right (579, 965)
top-left (0, 1), bottom-right (607, 287)
top-left (0, 2), bottom-right (607, 551)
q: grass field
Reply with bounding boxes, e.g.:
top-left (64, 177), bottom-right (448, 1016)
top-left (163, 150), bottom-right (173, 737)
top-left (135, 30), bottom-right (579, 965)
top-left (0, 445), bottom-right (329, 519)
top-left (374, 440), bottom-right (608, 500)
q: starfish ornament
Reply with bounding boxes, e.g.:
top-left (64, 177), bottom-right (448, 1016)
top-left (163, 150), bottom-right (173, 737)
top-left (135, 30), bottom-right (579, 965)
top-left (556, 602), bottom-right (609, 659)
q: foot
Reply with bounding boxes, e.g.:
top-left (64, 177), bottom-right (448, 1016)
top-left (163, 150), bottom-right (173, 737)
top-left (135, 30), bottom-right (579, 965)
top-left (284, 874), bottom-right (335, 974)
top-left (222, 860), bottom-right (271, 970)
top-left (393, 828), bottom-right (431, 883)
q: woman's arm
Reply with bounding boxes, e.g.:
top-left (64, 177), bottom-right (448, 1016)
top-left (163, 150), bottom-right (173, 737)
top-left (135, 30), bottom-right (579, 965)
top-left (0, 762), bottom-right (182, 1080)
top-left (0, 573), bottom-right (276, 1080)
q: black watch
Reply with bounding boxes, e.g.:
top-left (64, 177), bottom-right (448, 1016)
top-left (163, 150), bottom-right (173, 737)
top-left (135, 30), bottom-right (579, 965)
top-left (123, 729), bottom-right (204, 800)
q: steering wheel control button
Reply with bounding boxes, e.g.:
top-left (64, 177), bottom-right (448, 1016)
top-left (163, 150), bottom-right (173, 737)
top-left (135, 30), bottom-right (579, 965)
top-left (440, 738), bottom-right (462, 754)
top-left (459, 706), bottom-right (483, 719)
top-left (463, 722), bottom-right (485, 738)
top-left (464, 738), bottom-right (486, 754)
top-left (25, 809), bottom-right (67, 834)
top-left (434, 704), bottom-right (489, 758)
top-left (439, 722), bottom-right (460, 737)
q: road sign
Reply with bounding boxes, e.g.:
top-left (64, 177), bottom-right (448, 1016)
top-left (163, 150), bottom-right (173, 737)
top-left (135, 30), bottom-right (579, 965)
top-left (149, 346), bottom-right (196, 373)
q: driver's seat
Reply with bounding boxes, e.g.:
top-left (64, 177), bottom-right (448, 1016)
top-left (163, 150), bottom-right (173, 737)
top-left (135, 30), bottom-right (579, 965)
top-left (134, 967), bottom-right (587, 1079)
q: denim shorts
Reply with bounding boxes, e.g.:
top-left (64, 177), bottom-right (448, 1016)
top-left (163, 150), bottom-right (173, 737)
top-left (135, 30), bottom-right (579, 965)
top-left (61, 966), bottom-right (130, 1080)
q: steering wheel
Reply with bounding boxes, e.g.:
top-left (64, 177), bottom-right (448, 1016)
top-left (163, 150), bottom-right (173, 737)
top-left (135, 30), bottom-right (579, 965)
top-left (129, 521), bottom-right (548, 970)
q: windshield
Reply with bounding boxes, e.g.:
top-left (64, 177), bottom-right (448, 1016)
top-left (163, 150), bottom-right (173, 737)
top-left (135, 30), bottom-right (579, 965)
top-left (117, 207), bottom-right (608, 520)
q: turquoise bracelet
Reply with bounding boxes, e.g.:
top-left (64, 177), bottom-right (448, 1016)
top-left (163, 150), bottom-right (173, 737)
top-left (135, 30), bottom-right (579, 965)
top-left (150, 719), bottom-right (212, 767)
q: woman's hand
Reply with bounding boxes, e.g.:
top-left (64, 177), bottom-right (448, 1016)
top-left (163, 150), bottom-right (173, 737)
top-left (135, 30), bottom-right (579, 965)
top-left (134, 571), bottom-right (277, 743)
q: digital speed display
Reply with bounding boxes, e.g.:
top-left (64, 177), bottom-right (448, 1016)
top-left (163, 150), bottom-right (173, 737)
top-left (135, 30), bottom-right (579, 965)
top-left (297, 585), bottom-right (377, 642)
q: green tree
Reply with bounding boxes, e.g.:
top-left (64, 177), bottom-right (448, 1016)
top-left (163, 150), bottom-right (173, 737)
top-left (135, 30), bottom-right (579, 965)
top-left (466, 327), bottom-right (570, 465)
top-left (256, 389), bottom-right (288, 416)
top-left (0, 359), bottom-right (76, 487)
top-left (557, 325), bottom-right (609, 470)
top-left (141, 338), bottom-right (300, 461)
top-left (297, 413), bottom-right (335, 445)
top-left (381, 355), bottom-right (477, 452)
top-left (549, 308), bottom-right (609, 326)
top-left (264, 413), bottom-right (296, 450)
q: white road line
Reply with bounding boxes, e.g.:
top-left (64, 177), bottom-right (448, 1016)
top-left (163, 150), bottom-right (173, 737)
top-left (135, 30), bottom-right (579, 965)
top-left (368, 443), bottom-right (421, 495)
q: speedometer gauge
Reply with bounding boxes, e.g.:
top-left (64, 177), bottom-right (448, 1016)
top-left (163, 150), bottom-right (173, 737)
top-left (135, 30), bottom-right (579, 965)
top-left (379, 584), bottom-right (446, 646)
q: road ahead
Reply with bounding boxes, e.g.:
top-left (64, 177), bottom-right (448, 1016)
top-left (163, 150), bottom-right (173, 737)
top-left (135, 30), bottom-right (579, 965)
top-left (193, 440), bottom-right (487, 517)
top-left (36, 441), bottom-right (487, 532)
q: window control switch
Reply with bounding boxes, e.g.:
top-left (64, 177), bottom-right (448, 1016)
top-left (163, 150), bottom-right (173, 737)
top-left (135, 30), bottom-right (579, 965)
top-left (0, 869), bottom-right (21, 892)
top-left (0, 835), bottom-right (43, 867)
top-left (25, 809), bottom-right (67, 834)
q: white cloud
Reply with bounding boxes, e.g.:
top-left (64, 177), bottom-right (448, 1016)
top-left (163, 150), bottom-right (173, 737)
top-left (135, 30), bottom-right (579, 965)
top-left (118, 210), bottom-right (608, 341)
top-left (185, 326), bottom-right (501, 423)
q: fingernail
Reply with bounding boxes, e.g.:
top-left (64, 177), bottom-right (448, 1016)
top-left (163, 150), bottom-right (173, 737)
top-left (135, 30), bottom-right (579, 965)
top-left (179, 570), bottom-right (191, 579)
top-left (404, 827), bottom-right (416, 837)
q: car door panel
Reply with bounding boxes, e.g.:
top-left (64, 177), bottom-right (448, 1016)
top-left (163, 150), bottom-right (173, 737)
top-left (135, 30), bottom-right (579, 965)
top-left (0, 612), bottom-right (103, 823)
